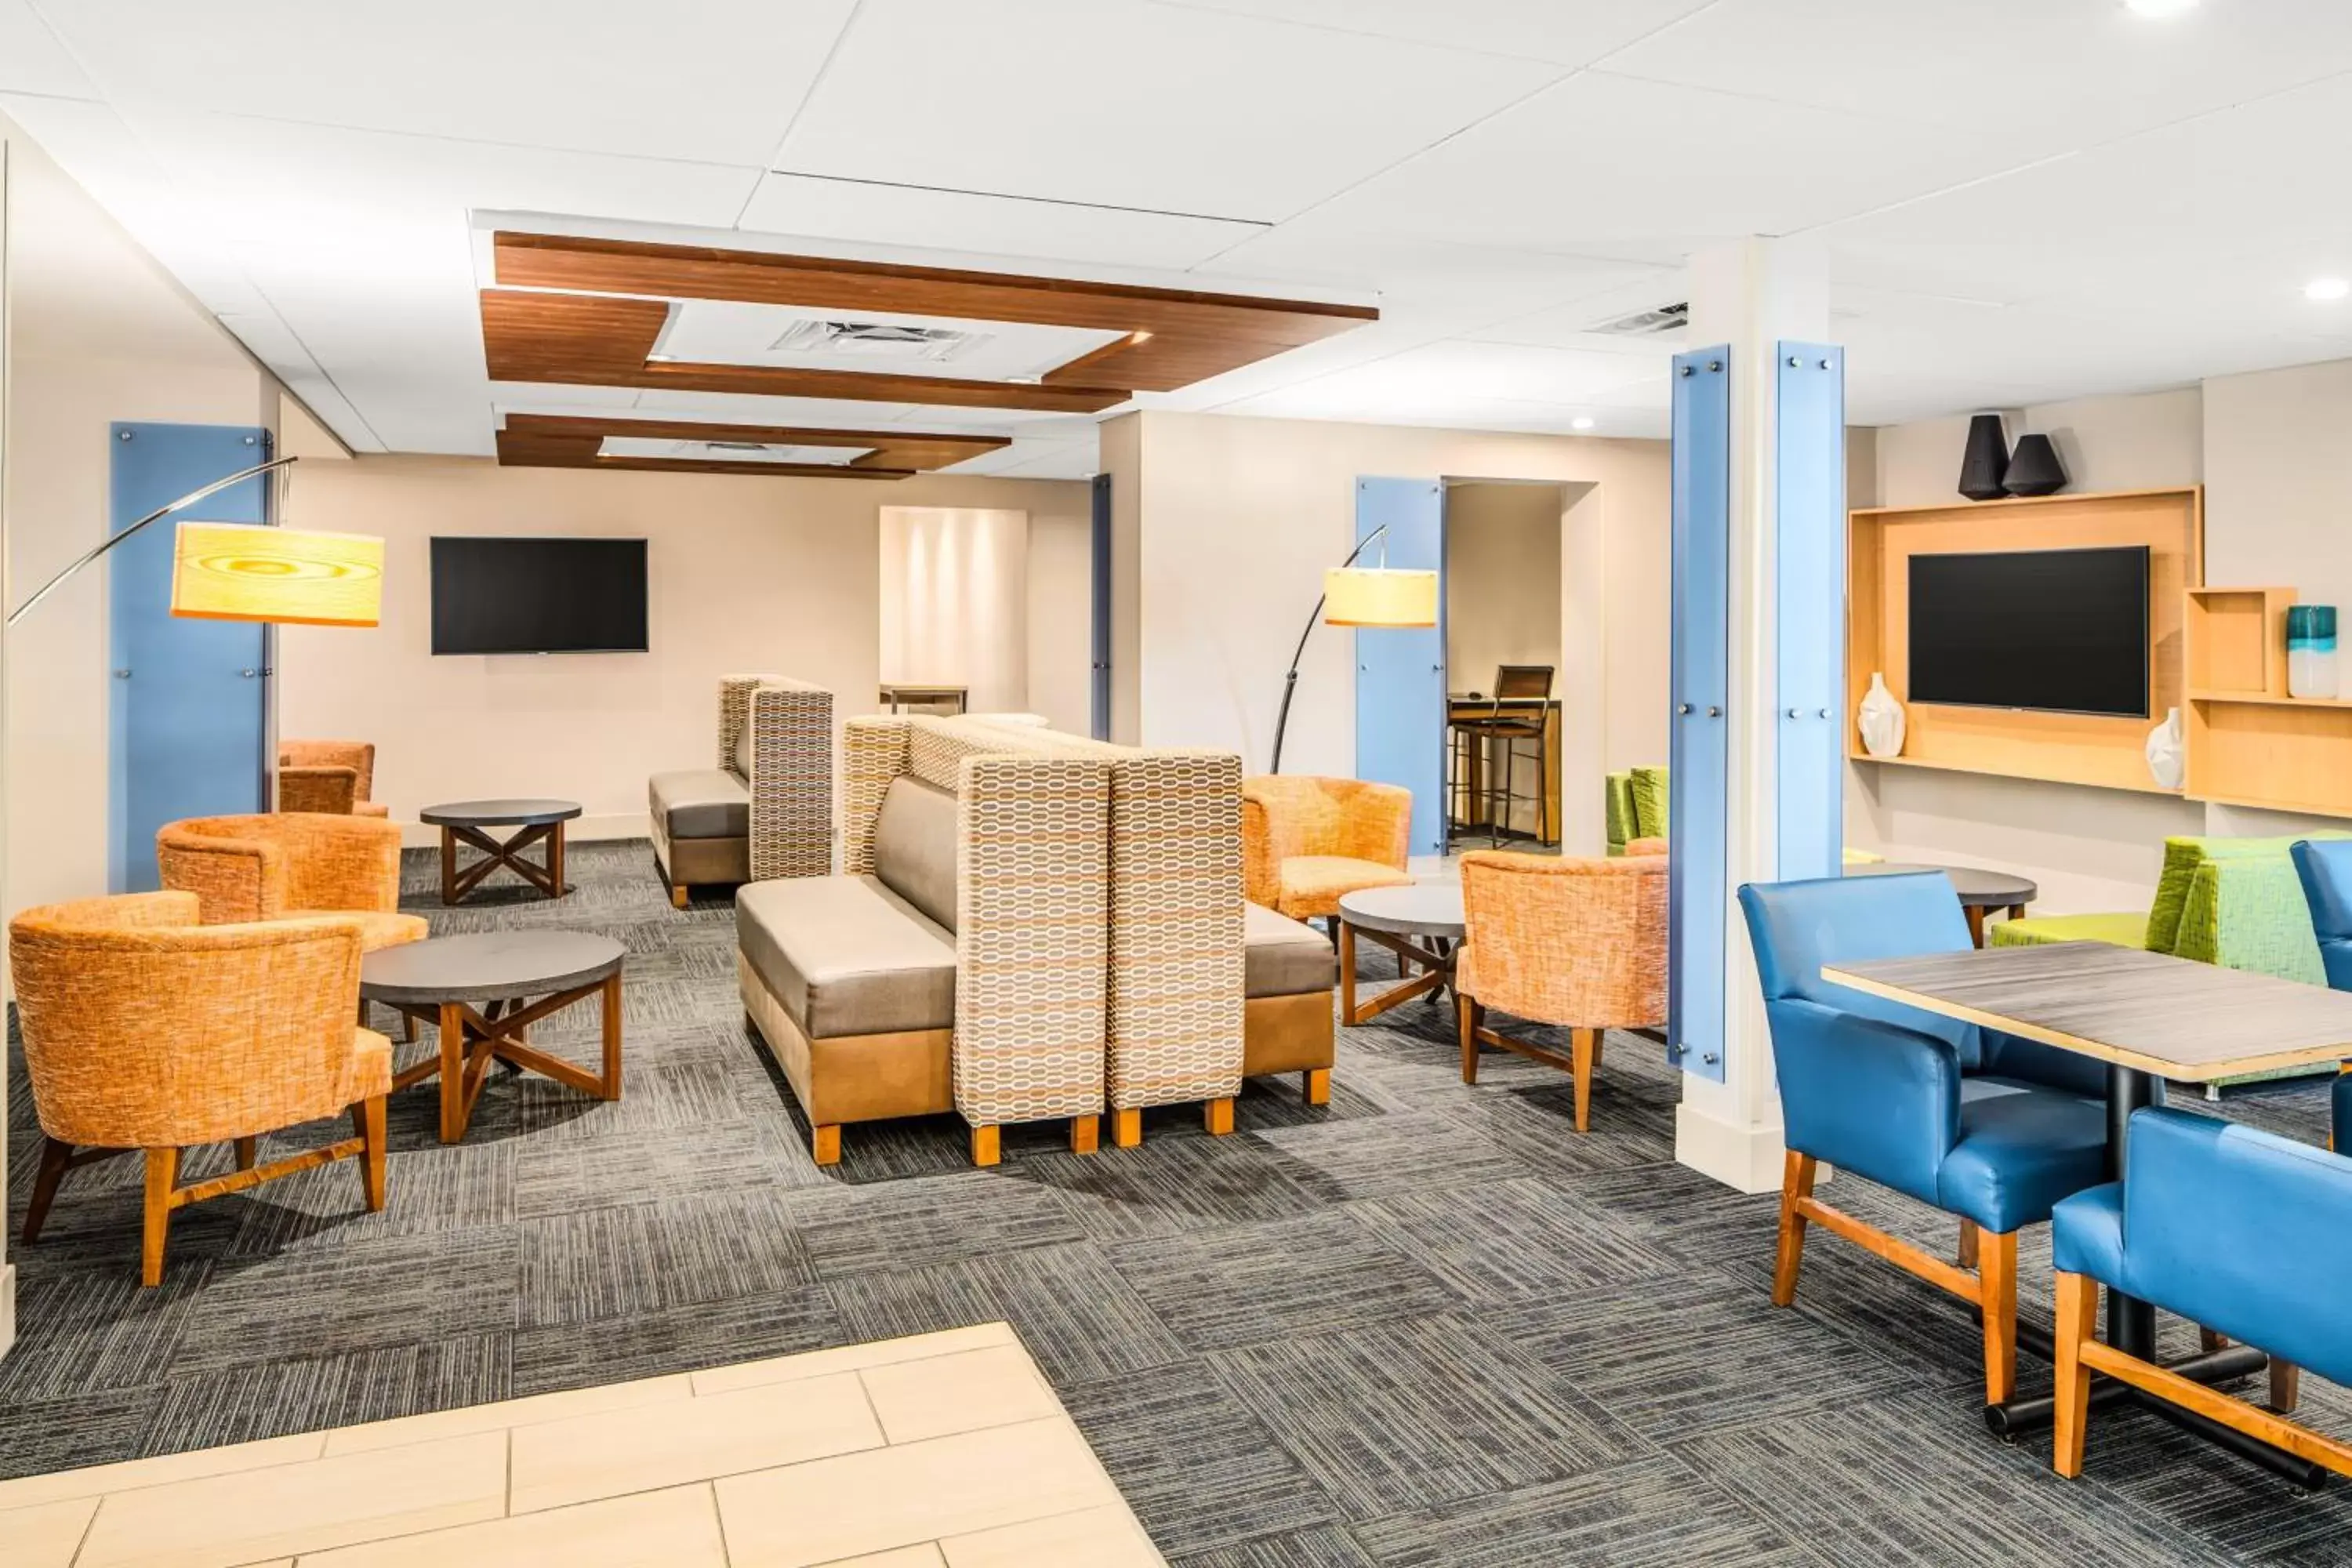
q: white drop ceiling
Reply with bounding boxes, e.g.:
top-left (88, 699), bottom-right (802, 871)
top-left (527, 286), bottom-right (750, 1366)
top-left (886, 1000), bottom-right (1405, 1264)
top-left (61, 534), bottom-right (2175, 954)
top-left (7, 0), bottom-right (2352, 479)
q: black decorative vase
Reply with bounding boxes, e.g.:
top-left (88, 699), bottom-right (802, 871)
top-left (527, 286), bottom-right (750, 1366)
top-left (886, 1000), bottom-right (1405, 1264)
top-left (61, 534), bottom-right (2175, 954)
top-left (1958, 413), bottom-right (2010, 501)
top-left (2003, 434), bottom-right (2068, 497)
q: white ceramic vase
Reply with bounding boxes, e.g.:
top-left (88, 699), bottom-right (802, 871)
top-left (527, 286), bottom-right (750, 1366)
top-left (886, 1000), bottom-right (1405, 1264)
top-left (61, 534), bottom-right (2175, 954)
top-left (2145, 706), bottom-right (2185, 790)
top-left (1857, 672), bottom-right (1905, 759)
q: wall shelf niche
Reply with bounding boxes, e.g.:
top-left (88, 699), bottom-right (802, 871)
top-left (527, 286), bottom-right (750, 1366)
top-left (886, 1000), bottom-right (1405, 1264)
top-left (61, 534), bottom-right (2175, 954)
top-left (1846, 487), bottom-right (2202, 796)
top-left (2184, 585), bottom-right (2352, 818)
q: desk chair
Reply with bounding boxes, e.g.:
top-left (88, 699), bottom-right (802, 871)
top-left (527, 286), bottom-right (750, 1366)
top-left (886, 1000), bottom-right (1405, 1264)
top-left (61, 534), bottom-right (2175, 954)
top-left (2288, 837), bottom-right (2352, 1147)
top-left (1449, 664), bottom-right (1554, 848)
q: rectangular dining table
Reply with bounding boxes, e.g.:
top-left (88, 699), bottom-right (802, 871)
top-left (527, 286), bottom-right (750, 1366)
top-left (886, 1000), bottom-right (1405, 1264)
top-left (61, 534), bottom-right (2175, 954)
top-left (1824, 939), bottom-right (2352, 1486)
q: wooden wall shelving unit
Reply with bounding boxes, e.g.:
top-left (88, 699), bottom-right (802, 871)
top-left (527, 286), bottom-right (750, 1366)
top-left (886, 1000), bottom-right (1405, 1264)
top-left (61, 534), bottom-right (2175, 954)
top-left (2184, 585), bottom-right (2352, 818)
top-left (1846, 487), bottom-right (2203, 797)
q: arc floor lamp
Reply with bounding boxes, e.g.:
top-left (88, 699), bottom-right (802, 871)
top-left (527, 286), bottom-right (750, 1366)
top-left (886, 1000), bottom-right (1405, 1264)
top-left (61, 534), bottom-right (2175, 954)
top-left (1267, 521), bottom-right (1438, 773)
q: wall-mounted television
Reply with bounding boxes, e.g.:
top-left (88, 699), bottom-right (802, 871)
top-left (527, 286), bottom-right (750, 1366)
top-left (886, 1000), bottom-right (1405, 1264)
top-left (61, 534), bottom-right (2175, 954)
top-left (430, 536), bottom-right (648, 655)
top-left (1907, 546), bottom-right (2150, 719)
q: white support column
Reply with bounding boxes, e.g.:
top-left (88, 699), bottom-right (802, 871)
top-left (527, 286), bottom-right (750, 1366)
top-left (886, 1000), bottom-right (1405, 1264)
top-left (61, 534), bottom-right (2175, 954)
top-left (1674, 238), bottom-right (1831, 1193)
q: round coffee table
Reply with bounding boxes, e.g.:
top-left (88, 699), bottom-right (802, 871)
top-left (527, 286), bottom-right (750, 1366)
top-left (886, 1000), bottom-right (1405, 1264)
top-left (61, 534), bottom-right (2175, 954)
top-left (421, 798), bottom-right (582, 905)
top-left (1847, 860), bottom-right (2039, 947)
top-left (1336, 882), bottom-right (1467, 1026)
top-left (363, 931), bottom-right (625, 1143)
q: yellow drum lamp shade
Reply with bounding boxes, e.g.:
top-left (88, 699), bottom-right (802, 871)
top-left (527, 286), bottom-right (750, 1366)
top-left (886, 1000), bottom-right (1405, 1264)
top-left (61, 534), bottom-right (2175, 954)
top-left (171, 521), bottom-right (384, 627)
top-left (1323, 565), bottom-right (1438, 628)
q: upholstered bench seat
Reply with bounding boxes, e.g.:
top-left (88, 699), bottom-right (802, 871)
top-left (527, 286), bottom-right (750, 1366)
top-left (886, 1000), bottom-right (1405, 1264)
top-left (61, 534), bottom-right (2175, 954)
top-left (1243, 900), bottom-right (1338, 1102)
top-left (1246, 901), bottom-right (1338, 998)
top-left (650, 768), bottom-right (750, 840)
top-left (736, 875), bottom-right (955, 1040)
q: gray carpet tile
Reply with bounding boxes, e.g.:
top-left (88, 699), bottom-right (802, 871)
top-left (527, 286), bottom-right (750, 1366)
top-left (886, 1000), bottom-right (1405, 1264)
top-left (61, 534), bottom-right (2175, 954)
top-left (517, 1188), bottom-right (815, 1330)
top-left (1110, 1209), bottom-right (1460, 1354)
top-left (1062, 1372), bottom-right (1343, 1557)
top-left (1209, 1312), bottom-right (1649, 1522)
top-left (826, 1240), bottom-right (1190, 1387)
top-left (1171, 1526), bottom-right (1378, 1568)
top-left (4, 837), bottom-right (2345, 1566)
top-left (1348, 1457), bottom-right (1816, 1568)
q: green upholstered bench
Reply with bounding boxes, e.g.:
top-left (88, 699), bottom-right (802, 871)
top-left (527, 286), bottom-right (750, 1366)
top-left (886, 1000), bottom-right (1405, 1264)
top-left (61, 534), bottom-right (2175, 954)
top-left (1605, 767), bottom-right (1670, 856)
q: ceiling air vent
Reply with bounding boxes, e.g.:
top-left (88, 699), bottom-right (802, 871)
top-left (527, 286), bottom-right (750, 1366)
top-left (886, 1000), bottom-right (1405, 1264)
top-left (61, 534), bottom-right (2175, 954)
top-left (769, 318), bottom-right (990, 362)
top-left (1586, 301), bottom-right (1690, 337)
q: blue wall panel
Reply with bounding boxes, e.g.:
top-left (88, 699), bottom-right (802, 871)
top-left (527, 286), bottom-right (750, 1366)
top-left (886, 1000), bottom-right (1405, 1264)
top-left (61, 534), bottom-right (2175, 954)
top-left (1774, 343), bottom-right (1848, 881)
top-left (1668, 350), bottom-right (1732, 1082)
top-left (109, 423), bottom-right (270, 891)
top-left (1090, 472), bottom-right (1112, 740)
top-left (1352, 477), bottom-right (1446, 855)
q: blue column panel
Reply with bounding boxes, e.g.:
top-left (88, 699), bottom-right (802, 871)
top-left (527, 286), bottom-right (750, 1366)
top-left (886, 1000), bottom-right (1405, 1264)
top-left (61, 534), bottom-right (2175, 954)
top-left (1774, 343), bottom-right (1848, 881)
top-left (1352, 477), bottom-right (1446, 855)
top-left (1090, 472), bottom-right (1112, 740)
top-left (1669, 350), bottom-right (1732, 1082)
top-left (109, 423), bottom-right (270, 891)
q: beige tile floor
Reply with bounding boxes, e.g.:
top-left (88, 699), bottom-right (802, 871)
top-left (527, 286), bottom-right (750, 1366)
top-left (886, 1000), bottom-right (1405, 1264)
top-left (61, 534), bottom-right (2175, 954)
top-left (0, 1323), bottom-right (1163, 1568)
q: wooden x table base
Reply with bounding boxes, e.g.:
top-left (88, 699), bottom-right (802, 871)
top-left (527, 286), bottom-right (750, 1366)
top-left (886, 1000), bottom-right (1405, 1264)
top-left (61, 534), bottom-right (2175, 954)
top-left (389, 973), bottom-right (622, 1142)
top-left (441, 820), bottom-right (568, 903)
top-left (1339, 921), bottom-right (1456, 1026)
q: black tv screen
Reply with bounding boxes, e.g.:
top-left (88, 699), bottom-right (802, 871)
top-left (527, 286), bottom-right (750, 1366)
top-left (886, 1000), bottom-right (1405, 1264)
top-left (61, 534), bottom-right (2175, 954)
top-left (430, 536), bottom-right (648, 655)
top-left (1907, 546), bottom-right (2149, 718)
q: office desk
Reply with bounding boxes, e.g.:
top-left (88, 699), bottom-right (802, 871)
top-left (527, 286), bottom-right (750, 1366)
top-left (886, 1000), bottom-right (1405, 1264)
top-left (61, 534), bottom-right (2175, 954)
top-left (1446, 695), bottom-right (1560, 844)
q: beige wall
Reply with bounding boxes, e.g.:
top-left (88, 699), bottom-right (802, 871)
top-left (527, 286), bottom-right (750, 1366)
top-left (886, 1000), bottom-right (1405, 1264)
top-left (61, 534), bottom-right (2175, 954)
top-left (1445, 481), bottom-right (1565, 688)
top-left (280, 460), bottom-right (1088, 842)
top-left (880, 506), bottom-right (1031, 714)
top-left (1025, 510), bottom-right (1093, 735)
top-left (1110, 411), bottom-right (1668, 851)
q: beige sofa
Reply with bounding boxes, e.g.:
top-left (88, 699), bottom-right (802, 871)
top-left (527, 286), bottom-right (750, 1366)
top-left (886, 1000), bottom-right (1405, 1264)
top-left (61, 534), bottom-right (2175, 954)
top-left (649, 675), bottom-right (832, 906)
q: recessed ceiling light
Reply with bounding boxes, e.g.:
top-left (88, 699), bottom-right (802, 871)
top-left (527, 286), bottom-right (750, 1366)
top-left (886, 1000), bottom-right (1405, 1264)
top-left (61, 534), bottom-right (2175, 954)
top-left (2307, 277), bottom-right (2350, 302)
top-left (2124, 0), bottom-right (2198, 16)
top-left (1571, 417), bottom-right (1596, 431)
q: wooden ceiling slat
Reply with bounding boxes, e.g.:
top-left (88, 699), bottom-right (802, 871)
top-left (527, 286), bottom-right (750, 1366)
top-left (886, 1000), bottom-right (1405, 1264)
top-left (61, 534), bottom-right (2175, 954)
top-left (492, 412), bottom-right (1007, 481)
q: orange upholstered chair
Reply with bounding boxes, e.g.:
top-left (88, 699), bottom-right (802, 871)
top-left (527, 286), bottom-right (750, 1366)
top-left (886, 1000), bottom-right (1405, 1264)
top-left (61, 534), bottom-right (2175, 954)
top-left (1455, 851), bottom-right (1669, 1131)
top-left (9, 892), bottom-right (390, 1285)
top-left (158, 813), bottom-right (426, 953)
top-left (279, 739), bottom-right (388, 818)
top-left (1240, 775), bottom-right (1413, 922)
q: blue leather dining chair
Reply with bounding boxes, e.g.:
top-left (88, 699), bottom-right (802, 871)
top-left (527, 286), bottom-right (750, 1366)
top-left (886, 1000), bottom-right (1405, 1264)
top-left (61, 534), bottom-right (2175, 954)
top-left (2049, 1108), bottom-right (2352, 1481)
top-left (1739, 873), bottom-right (2111, 1403)
top-left (2288, 838), bottom-right (2352, 1148)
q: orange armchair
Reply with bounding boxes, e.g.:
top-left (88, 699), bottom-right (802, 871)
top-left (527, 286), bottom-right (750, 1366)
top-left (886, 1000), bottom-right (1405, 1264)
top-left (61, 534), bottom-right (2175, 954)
top-left (1455, 851), bottom-right (1668, 1131)
top-left (9, 892), bottom-right (390, 1285)
top-left (279, 739), bottom-right (388, 818)
top-left (1240, 775), bottom-right (1413, 921)
top-left (158, 812), bottom-right (426, 953)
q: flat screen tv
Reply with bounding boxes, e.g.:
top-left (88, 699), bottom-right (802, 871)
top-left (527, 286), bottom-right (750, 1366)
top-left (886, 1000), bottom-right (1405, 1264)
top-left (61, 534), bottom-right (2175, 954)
top-left (430, 536), bottom-right (648, 655)
top-left (1907, 546), bottom-right (2150, 718)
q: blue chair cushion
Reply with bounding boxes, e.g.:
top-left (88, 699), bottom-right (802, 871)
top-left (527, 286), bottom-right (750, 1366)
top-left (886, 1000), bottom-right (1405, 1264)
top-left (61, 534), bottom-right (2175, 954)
top-left (2049, 1183), bottom-right (2125, 1284)
top-left (1938, 1076), bottom-right (2110, 1234)
top-left (2336, 1072), bottom-right (2350, 1152)
top-left (2293, 838), bottom-right (2352, 993)
top-left (1740, 873), bottom-right (1985, 1069)
top-left (1980, 1031), bottom-right (2111, 1100)
top-left (2117, 1109), bottom-right (2352, 1388)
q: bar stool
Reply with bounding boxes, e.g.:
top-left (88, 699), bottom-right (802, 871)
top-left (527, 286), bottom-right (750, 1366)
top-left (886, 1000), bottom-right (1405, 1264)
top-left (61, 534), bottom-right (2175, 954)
top-left (1447, 664), bottom-right (1554, 848)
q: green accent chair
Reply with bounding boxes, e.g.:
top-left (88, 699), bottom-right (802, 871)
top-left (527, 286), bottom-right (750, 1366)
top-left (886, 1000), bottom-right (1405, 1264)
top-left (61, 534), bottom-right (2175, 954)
top-left (1605, 767), bottom-right (1671, 856)
top-left (1992, 832), bottom-right (2352, 1087)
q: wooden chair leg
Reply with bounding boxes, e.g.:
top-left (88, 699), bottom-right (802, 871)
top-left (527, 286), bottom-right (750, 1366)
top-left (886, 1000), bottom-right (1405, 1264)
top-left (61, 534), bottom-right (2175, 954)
top-left (970, 1124), bottom-right (1002, 1167)
top-left (1457, 994), bottom-right (1480, 1084)
top-left (1203, 1098), bottom-right (1235, 1136)
top-left (1771, 1152), bottom-right (1816, 1307)
top-left (1957, 1218), bottom-right (1979, 1271)
top-left (403, 1014), bottom-right (419, 1044)
top-left (352, 1097), bottom-right (388, 1211)
top-left (1112, 1108), bottom-right (1142, 1148)
top-left (2199, 1327), bottom-right (2227, 1353)
top-left (811, 1125), bottom-right (842, 1166)
top-left (141, 1147), bottom-right (179, 1288)
top-left (1302, 1067), bottom-right (1331, 1106)
top-left (671, 884), bottom-right (689, 909)
top-left (21, 1136), bottom-right (72, 1244)
top-left (2271, 1359), bottom-right (2302, 1415)
top-left (1980, 1228), bottom-right (2019, 1406)
top-left (1570, 1027), bottom-right (1597, 1132)
top-left (2053, 1269), bottom-right (2099, 1478)
top-left (234, 1137), bottom-right (259, 1172)
top-left (1071, 1115), bottom-right (1101, 1155)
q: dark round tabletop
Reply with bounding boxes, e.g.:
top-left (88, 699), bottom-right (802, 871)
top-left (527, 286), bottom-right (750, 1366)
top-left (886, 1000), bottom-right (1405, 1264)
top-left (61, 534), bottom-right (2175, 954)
top-left (360, 931), bottom-right (623, 1004)
top-left (1338, 881), bottom-right (1467, 939)
top-left (419, 798), bottom-right (583, 828)
top-left (1847, 860), bottom-right (2038, 908)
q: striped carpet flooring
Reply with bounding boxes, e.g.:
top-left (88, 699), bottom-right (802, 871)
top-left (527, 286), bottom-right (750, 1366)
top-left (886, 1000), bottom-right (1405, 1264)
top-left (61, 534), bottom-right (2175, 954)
top-left (5, 839), bottom-right (2349, 1564)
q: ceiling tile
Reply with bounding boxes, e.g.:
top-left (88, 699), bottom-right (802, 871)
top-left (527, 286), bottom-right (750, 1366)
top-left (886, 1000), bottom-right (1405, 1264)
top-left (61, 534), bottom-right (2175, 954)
top-left (774, 0), bottom-right (1563, 221)
top-left (738, 173), bottom-right (1267, 270)
top-left (625, 388), bottom-right (929, 426)
top-left (36, 0), bottom-right (858, 164)
top-left (1147, 0), bottom-right (1719, 66)
top-left (1602, 0), bottom-right (2352, 148)
top-left (0, 1), bottom-right (94, 96)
